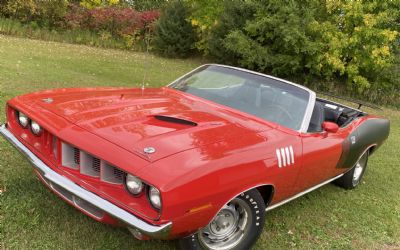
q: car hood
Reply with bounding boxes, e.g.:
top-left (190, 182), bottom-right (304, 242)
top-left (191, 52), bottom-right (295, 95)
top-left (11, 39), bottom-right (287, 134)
top-left (24, 87), bottom-right (271, 162)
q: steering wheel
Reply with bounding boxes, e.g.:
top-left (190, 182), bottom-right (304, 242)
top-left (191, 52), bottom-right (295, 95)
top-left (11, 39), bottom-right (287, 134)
top-left (263, 104), bottom-right (294, 126)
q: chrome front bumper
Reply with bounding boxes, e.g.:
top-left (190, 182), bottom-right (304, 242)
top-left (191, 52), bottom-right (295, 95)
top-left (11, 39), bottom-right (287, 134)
top-left (0, 124), bottom-right (172, 239)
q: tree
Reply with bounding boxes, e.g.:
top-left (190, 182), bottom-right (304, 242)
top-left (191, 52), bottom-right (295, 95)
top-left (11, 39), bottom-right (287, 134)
top-left (153, 1), bottom-right (196, 57)
top-left (222, 0), bottom-right (399, 94)
top-left (185, 0), bottom-right (224, 52)
top-left (207, 0), bottom-right (257, 64)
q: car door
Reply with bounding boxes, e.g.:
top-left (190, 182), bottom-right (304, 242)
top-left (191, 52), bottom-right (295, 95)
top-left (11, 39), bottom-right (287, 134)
top-left (293, 129), bottom-right (344, 193)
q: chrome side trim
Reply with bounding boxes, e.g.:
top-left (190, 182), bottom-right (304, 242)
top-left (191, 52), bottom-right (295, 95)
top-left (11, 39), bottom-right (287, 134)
top-left (359, 144), bottom-right (376, 162)
top-left (266, 173), bottom-right (344, 211)
top-left (0, 124), bottom-right (172, 239)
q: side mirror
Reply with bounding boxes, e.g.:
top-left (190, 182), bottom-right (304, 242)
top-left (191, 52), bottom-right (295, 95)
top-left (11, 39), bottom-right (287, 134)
top-left (322, 121), bottom-right (339, 133)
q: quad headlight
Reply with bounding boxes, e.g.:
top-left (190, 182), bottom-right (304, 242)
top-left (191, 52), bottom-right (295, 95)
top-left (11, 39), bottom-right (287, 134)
top-left (125, 174), bottom-right (144, 195)
top-left (125, 174), bottom-right (162, 210)
top-left (18, 112), bottom-right (29, 128)
top-left (148, 186), bottom-right (161, 210)
top-left (30, 120), bottom-right (42, 136)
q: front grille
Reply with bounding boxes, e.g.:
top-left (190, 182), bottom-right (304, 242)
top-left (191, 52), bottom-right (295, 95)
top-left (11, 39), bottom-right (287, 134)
top-left (113, 168), bottom-right (125, 181)
top-left (61, 142), bottom-right (79, 170)
top-left (52, 182), bottom-right (104, 219)
top-left (35, 170), bottom-right (105, 219)
top-left (61, 142), bottom-right (125, 184)
top-left (101, 162), bottom-right (125, 184)
top-left (51, 182), bottom-right (73, 201)
top-left (72, 196), bottom-right (105, 219)
top-left (74, 147), bottom-right (80, 165)
top-left (92, 158), bottom-right (101, 174)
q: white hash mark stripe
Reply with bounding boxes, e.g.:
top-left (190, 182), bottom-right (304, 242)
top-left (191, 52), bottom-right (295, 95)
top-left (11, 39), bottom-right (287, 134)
top-left (276, 149), bottom-right (282, 168)
top-left (280, 148), bottom-right (286, 167)
top-left (276, 146), bottom-right (295, 168)
top-left (289, 146), bottom-right (294, 164)
top-left (285, 147), bottom-right (291, 165)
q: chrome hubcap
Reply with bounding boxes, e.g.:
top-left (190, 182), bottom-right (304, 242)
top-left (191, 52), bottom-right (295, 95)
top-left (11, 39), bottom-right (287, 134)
top-left (353, 163), bottom-right (363, 182)
top-left (198, 198), bottom-right (251, 250)
top-left (209, 206), bottom-right (237, 237)
top-left (352, 152), bottom-right (368, 186)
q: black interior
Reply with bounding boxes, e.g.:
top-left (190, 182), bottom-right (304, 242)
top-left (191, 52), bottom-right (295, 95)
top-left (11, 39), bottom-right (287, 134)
top-left (308, 102), bottom-right (325, 132)
top-left (307, 98), bottom-right (365, 133)
top-left (180, 85), bottom-right (365, 133)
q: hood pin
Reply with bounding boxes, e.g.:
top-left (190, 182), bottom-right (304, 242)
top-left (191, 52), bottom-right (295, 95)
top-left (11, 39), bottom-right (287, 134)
top-left (42, 98), bottom-right (54, 103)
top-left (143, 147), bottom-right (156, 154)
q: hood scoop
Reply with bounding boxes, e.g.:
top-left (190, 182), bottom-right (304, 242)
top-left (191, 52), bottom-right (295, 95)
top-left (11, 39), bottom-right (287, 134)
top-left (154, 115), bottom-right (198, 127)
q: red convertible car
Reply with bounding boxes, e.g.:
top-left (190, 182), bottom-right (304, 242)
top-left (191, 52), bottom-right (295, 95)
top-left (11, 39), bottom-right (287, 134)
top-left (1, 65), bottom-right (389, 249)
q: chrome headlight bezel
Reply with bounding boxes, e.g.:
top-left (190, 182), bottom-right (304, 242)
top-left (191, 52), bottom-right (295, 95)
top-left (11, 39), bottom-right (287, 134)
top-left (30, 120), bottom-right (42, 136)
top-left (125, 174), bottom-right (144, 196)
top-left (148, 186), bottom-right (162, 210)
top-left (17, 111), bottom-right (29, 128)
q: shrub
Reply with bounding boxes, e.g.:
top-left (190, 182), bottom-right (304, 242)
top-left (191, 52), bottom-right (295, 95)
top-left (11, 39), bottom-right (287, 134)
top-left (38, 0), bottom-right (69, 27)
top-left (153, 1), bottom-right (196, 58)
top-left (0, 0), bottom-right (37, 23)
top-left (64, 5), bottom-right (159, 48)
top-left (0, 16), bottom-right (128, 50)
top-left (0, 0), bottom-right (68, 27)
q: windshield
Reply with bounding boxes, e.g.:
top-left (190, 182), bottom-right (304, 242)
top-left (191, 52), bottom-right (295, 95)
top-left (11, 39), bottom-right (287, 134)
top-left (169, 65), bottom-right (311, 131)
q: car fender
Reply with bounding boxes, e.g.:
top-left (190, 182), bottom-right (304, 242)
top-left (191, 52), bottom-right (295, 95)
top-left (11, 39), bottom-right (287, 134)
top-left (336, 117), bottom-right (390, 169)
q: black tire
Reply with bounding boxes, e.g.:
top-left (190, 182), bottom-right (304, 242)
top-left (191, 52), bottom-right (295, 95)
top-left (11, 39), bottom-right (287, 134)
top-left (334, 150), bottom-right (369, 189)
top-left (177, 189), bottom-right (266, 250)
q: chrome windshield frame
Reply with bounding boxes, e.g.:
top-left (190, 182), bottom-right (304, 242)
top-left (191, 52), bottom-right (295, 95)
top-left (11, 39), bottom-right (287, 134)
top-left (167, 64), bottom-right (316, 133)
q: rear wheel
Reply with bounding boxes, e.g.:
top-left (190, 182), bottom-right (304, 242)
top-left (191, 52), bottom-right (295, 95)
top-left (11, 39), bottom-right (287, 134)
top-left (177, 189), bottom-right (266, 250)
top-left (335, 150), bottom-right (369, 189)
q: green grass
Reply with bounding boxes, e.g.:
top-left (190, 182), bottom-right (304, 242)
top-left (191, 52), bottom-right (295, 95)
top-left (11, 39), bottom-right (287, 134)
top-left (0, 35), bottom-right (399, 250)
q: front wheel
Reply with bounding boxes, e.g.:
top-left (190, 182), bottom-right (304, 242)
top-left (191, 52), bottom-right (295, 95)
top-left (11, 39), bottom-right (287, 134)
top-left (177, 189), bottom-right (266, 250)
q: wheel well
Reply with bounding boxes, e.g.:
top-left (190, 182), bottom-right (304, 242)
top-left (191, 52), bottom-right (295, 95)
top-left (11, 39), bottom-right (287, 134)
top-left (256, 185), bottom-right (274, 206)
top-left (369, 145), bottom-right (377, 156)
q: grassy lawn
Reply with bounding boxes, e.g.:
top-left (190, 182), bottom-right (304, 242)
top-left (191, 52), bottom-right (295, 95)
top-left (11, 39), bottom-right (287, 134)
top-left (0, 35), bottom-right (399, 250)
